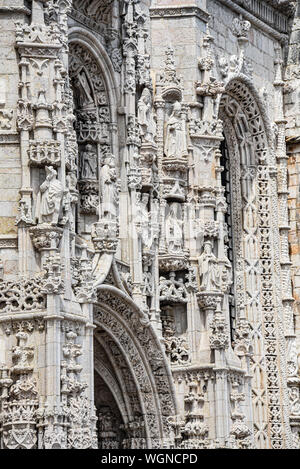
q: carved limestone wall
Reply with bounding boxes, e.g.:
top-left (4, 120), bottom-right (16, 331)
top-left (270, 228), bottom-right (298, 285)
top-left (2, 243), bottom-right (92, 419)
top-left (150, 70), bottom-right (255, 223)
top-left (0, 0), bottom-right (299, 450)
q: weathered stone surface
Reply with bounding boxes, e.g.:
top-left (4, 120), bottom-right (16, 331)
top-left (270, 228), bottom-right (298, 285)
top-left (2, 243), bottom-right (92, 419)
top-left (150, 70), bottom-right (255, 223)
top-left (0, 0), bottom-right (299, 450)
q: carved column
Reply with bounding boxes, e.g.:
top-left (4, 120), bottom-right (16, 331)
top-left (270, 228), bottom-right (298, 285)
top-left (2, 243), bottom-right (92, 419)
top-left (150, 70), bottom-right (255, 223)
top-left (274, 45), bottom-right (298, 447)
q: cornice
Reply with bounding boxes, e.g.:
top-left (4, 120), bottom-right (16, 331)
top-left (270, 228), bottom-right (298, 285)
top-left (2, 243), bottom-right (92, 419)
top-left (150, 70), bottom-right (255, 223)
top-left (150, 5), bottom-right (210, 23)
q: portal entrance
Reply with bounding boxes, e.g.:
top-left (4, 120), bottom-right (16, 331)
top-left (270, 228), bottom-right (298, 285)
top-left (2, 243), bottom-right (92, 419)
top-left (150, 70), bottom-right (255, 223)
top-left (218, 78), bottom-right (282, 448)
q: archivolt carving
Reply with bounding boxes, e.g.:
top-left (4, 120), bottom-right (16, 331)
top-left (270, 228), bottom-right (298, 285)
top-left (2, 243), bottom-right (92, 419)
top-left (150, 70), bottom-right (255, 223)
top-left (94, 308), bottom-right (159, 444)
top-left (94, 285), bottom-right (177, 446)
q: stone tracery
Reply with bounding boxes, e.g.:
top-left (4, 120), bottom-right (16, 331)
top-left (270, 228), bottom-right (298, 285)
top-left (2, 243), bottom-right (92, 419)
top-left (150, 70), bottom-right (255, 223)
top-left (0, 0), bottom-right (298, 451)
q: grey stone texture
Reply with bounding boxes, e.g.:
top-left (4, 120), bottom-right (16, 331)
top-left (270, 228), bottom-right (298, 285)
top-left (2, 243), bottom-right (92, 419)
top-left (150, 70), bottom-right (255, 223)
top-left (0, 0), bottom-right (299, 450)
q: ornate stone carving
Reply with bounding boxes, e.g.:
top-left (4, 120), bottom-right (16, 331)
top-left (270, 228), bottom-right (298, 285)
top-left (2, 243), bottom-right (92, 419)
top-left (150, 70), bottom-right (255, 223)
top-left (162, 315), bottom-right (190, 366)
top-left (15, 199), bottom-right (34, 227)
top-left (42, 253), bottom-right (65, 295)
top-left (165, 202), bottom-right (184, 255)
top-left (209, 310), bottom-right (229, 350)
top-left (100, 156), bottom-right (118, 219)
top-left (0, 0), bottom-right (297, 452)
top-left (198, 241), bottom-right (221, 291)
top-left (29, 224), bottom-right (63, 251)
top-left (0, 276), bottom-right (46, 314)
top-left (73, 246), bottom-right (96, 303)
top-left (159, 272), bottom-right (188, 304)
top-left (92, 219), bottom-right (119, 254)
top-left (181, 381), bottom-right (209, 448)
top-left (1, 332), bottom-right (39, 449)
top-left (78, 180), bottom-right (99, 215)
top-left (229, 382), bottom-right (252, 448)
top-left (60, 329), bottom-right (97, 449)
top-left (158, 47), bottom-right (182, 102)
top-left (28, 140), bottom-right (61, 167)
top-left (159, 254), bottom-right (188, 273)
top-left (72, 0), bottom-right (114, 24)
top-left (195, 77), bottom-right (225, 98)
top-left (189, 118), bottom-right (223, 138)
top-left (98, 407), bottom-right (119, 449)
top-left (164, 102), bottom-right (188, 159)
top-left (136, 192), bottom-right (154, 251)
top-left (0, 109), bottom-right (14, 130)
top-left (138, 88), bottom-right (156, 145)
top-left (232, 18), bottom-right (251, 39)
top-left (80, 144), bottom-right (97, 180)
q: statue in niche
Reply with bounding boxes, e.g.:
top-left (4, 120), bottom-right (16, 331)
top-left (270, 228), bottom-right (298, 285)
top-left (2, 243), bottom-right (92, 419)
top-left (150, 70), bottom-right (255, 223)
top-left (99, 408), bottom-right (115, 434)
top-left (100, 156), bottom-right (118, 219)
top-left (74, 68), bottom-right (94, 108)
top-left (123, 0), bottom-right (139, 24)
top-left (66, 171), bottom-right (78, 193)
top-left (165, 202), bottom-right (183, 254)
top-left (164, 101), bottom-right (188, 159)
top-left (198, 241), bottom-right (221, 291)
top-left (138, 88), bottom-right (156, 145)
top-left (137, 193), bottom-right (153, 250)
top-left (35, 166), bottom-right (63, 225)
top-left (81, 144), bottom-right (97, 180)
top-left (86, 0), bottom-right (111, 19)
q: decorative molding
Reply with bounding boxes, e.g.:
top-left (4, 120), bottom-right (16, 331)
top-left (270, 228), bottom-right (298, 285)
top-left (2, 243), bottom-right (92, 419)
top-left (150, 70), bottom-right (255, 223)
top-left (150, 5), bottom-right (210, 23)
top-left (0, 6), bottom-right (31, 15)
top-left (0, 235), bottom-right (18, 249)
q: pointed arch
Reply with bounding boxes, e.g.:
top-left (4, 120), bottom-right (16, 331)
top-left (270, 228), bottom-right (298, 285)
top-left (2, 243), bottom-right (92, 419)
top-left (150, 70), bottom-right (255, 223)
top-left (218, 76), bottom-right (290, 448)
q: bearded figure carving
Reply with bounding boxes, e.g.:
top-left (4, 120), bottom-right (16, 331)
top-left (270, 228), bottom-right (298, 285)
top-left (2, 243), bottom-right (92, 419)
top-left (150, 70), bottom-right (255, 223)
top-left (165, 202), bottom-right (183, 254)
top-left (35, 166), bottom-right (63, 225)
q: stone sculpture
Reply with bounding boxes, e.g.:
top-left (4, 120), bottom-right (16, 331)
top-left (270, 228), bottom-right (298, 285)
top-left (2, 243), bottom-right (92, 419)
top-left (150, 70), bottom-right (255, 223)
top-left (35, 166), bottom-right (63, 225)
top-left (138, 88), bottom-right (156, 144)
top-left (198, 241), bottom-right (221, 291)
top-left (81, 144), bottom-right (97, 180)
top-left (100, 156), bottom-right (118, 219)
top-left (164, 101), bottom-right (187, 159)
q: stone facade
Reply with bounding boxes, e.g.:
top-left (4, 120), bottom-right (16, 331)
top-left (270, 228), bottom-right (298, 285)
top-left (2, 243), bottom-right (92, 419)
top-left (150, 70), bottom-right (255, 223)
top-left (0, 0), bottom-right (299, 449)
